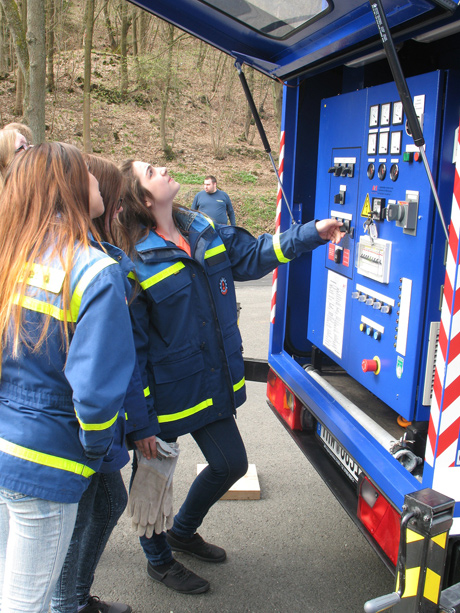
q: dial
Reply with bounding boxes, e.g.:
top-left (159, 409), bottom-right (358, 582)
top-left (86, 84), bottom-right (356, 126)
top-left (392, 101), bottom-right (403, 125)
top-left (367, 162), bottom-right (375, 180)
top-left (369, 105), bottom-right (379, 128)
top-left (390, 131), bottom-right (402, 155)
top-left (381, 103), bottom-right (391, 126)
top-left (390, 163), bottom-right (399, 182)
top-left (378, 131), bottom-right (389, 155)
top-left (367, 132), bottom-right (377, 155)
top-left (378, 163), bottom-right (386, 181)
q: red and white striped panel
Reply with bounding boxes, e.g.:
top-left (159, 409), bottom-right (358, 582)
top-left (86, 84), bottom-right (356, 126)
top-left (270, 130), bottom-right (285, 324)
top-left (429, 122), bottom-right (460, 526)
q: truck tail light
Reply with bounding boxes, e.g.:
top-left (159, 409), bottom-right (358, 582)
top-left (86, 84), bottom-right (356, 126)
top-left (357, 476), bottom-right (400, 566)
top-left (266, 368), bottom-right (302, 430)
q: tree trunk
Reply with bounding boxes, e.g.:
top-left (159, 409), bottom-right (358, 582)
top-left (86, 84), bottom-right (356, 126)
top-left (139, 9), bottom-right (148, 54)
top-left (272, 80), bottom-right (283, 138)
top-left (82, 0), bottom-right (94, 152)
top-left (244, 66), bottom-right (254, 142)
top-left (120, 0), bottom-right (128, 96)
top-left (103, 0), bottom-right (117, 52)
top-left (0, 0), bottom-right (29, 114)
top-left (159, 23), bottom-right (174, 156)
top-left (46, 0), bottom-right (54, 91)
top-left (27, 0), bottom-right (45, 141)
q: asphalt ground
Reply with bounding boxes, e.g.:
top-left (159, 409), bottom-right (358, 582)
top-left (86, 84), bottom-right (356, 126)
top-left (92, 275), bottom-right (394, 613)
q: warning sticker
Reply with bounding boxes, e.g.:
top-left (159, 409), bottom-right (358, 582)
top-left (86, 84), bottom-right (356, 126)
top-left (361, 194), bottom-right (371, 217)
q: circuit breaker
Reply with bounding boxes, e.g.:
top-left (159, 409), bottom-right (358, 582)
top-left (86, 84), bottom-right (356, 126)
top-left (308, 70), bottom-right (459, 421)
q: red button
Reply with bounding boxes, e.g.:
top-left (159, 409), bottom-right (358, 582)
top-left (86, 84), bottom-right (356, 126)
top-left (362, 359), bottom-right (378, 373)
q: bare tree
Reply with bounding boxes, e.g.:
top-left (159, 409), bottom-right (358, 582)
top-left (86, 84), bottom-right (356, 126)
top-left (119, 0), bottom-right (128, 96)
top-left (0, 0), bottom-right (29, 116)
top-left (46, 0), bottom-right (54, 91)
top-left (103, 0), bottom-right (117, 51)
top-left (83, 0), bottom-right (94, 152)
top-left (27, 0), bottom-right (46, 142)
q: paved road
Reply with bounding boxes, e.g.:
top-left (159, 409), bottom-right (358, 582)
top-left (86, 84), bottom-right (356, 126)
top-left (92, 276), bottom-right (394, 613)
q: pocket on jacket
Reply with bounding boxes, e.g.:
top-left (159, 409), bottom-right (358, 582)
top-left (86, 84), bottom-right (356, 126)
top-left (147, 266), bottom-right (192, 304)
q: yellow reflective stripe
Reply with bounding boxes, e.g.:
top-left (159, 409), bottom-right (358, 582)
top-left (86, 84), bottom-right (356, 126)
top-left (273, 233), bottom-right (291, 264)
top-left (140, 262), bottom-right (185, 290)
top-left (204, 244), bottom-right (226, 259)
top-left (75, 410), bottom-right (119, 432)
top-left (233, 377), bottom-right (245, 392)
top-left (144, 386), bottom-right (150, 397)
top-left (70, 258), bottom-right (117, 322)
top-left (128, 271), bottom-right (137, 280)
top-left (13, 294), bottom-right (70, 321)
top-left (158, 398), bottom-right (213, 423)
top-left (0, 436), bottom-right (95, 478)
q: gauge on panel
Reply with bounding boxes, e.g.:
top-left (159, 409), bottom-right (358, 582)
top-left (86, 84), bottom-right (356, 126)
top-left (392, 101), bottom-right (404, 125)
top-left (390, 131), bottom-right (402, 155)
top-left (367, 163), bottom-right (375, 180)
top-left (378, 131), bottom-right (389, 155)
top-left (367, 132), bottom-right (377, 155)
top-left (390, 163), bottom-right (399, 182)
top-left (378, 163), bottom-right (386, 181)
top-left (369, 105), bottom-right (379, 128)
top-left (381, 103), bottom-right (391, 126)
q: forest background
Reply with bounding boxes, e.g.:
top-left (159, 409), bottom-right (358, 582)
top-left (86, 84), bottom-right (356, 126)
top-left (0, 0), bottom-right (284, 235)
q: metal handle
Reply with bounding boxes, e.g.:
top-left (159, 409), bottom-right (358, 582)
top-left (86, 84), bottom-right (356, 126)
top-left (364, 592), bottom-right (401, 613)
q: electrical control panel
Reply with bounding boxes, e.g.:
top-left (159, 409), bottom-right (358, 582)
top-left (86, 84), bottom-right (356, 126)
top-left (308, 70), bottom-right (458, 421)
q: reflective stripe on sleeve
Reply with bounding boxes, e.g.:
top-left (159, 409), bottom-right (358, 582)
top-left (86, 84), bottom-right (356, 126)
top-left (204, 244), bottom-right (226, 259)
top-left (70, 258), bottom-right (118, 322)
top-left (157, 398), bottom-right (213, 423)
top-left (144, 387), bottom-right (150, 397)
top-left (0, 436), bottom-right (95, 478)
top-left (140, 262), bottom-right (185, 290)
top-left (233, 377), bottom-right (245, 392)
top-left (272, 233), bottom-right (291, 264)
top-left (75, 409), bottom-right (119, 432)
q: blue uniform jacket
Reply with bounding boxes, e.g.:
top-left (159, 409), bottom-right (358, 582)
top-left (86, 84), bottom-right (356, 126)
top-left (96, 241), bottom-right (160, 474)
top-left (0, 239), bottom-right (137, 503)
top-left (130, 209), bottom-right (326, 439)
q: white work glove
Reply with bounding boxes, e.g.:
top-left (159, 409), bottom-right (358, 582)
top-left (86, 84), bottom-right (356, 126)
top-left (127, 439), bottom-right (179, 538)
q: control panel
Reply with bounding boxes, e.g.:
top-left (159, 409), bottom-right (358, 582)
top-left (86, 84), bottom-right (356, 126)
top-left (308, 70), bottom-right (457, 421)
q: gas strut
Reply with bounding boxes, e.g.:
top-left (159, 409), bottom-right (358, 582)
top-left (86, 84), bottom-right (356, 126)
top-left (369, 0), bottom-right (450, 240)
top-left (235, 61), bottom-right (297, 225)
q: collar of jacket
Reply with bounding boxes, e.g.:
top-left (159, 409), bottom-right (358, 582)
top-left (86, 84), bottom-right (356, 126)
top-left (136, 209), bottom-right (216, 258)
top-left (89, 234), bottom-right (134, 278)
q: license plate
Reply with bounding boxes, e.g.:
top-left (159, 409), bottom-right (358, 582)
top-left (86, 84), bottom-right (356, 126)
top-left (316, 422), bottom-right (362, 484)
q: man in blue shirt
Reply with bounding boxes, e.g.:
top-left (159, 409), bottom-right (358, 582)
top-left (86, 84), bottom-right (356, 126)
top-left (191, 175), bottom-right (236, 225)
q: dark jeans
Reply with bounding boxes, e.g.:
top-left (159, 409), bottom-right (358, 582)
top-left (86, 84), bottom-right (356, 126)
top-left (135, 416), bottom-right (248, 566)
top-left (50, 471), bottom-right (128, 612)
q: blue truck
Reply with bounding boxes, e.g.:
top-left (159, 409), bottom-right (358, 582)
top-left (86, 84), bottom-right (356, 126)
top-left (131, 1), bottom-right (460, 610)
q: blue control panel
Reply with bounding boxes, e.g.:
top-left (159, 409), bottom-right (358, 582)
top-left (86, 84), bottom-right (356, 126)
top-left (308, 70), bottom-right (458, 421)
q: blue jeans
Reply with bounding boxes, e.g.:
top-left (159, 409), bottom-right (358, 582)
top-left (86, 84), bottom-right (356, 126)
top-left (0, 487), bottom-right (78, 613)
top-left (135, 416), bottom-right (248, 566)
top-left (50, 471), bottom-right (128, 613)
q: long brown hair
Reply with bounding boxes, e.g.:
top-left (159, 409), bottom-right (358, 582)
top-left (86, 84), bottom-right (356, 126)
top-left (116, 159), bottom-right (157, 257)
top-left (0, 142), bottom-right (94, 365)
top-left (117, 159), bottom-right (183, 257)
top-left (83, 153), bottom-right (125, 244)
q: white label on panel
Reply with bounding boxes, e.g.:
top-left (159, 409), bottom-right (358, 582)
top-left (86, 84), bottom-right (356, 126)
top-left (396, 278), bottom-right (412, 357)
top-left (323, 270), bottom-right (347, 359)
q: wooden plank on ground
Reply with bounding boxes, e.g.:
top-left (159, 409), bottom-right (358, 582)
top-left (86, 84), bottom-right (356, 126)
top-left (197, 463), bottom-right (260, 500)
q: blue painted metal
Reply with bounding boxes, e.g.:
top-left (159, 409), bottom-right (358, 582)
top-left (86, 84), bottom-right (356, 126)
top-left (308, 70), bottom-right (450, 422)
top-left (129, 0), bottom-right (459, 78)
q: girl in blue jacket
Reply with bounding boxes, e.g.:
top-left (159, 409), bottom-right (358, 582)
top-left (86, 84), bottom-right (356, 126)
top-left (118, 159), bottom-right (344, 596)
top-left (0, 143), bottom-right (136, 613)
top-left (51, 154), bottom-right (159, 613)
